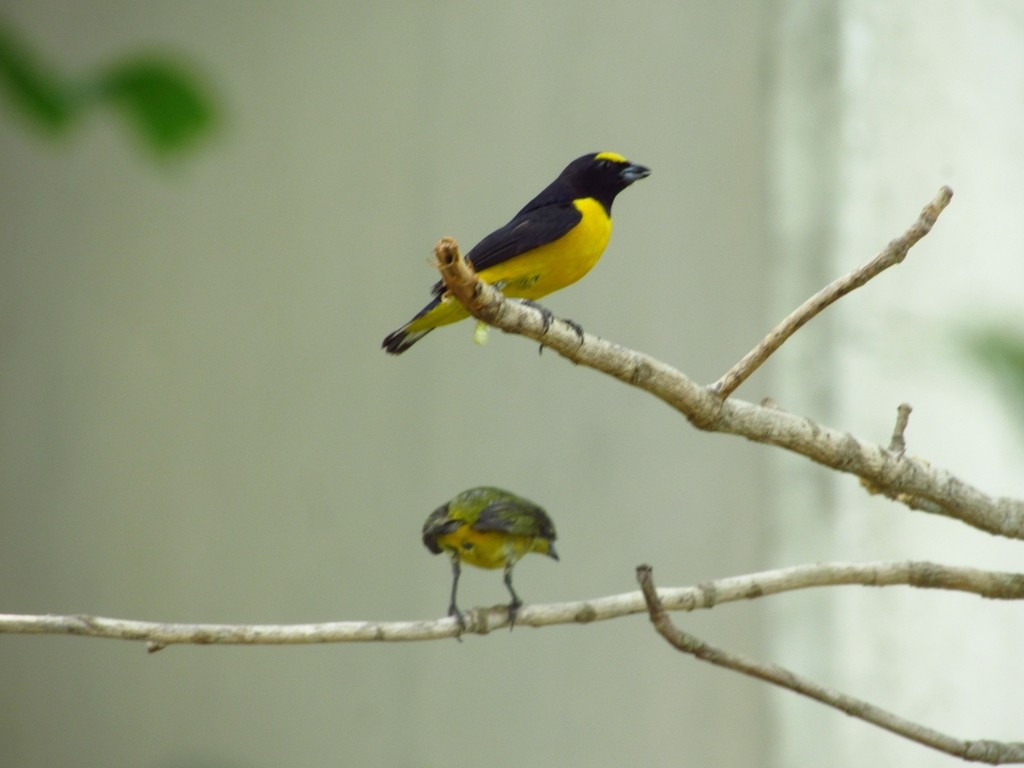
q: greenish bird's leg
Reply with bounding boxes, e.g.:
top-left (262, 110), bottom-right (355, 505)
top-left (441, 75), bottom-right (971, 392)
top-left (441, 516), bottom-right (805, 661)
top-left (503, 564), bottom-right (523, 630)
top-left (447, 552), bottom-right (466, 631)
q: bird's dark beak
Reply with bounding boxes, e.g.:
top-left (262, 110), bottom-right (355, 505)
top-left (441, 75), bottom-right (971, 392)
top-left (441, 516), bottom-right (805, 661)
top-left (547, 542), bottom-right (560, 561)
top-left (621, 163), bottom-right (651, 184)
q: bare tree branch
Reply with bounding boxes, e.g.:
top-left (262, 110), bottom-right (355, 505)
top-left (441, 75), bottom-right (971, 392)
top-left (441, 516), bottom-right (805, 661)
top-left (2, 560), bottom-right (1021, 648)
top-left (710, 187), bottom-right (953, 397)
top-left (637, 565), bottom-right (1024, 765)
top-left (433, 189), bottom-right (1024, 540)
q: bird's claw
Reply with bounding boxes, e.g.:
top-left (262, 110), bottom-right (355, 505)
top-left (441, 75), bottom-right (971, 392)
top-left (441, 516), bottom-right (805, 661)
top-left (448, 605), bottom-right (467, 638)
top-left (518, 299), bottom-right (555, 332)
top-left (507, 599), bottom-right (522, 631)
top-left (564, 318), bottom-right (584, 343)
top-left (517, 300), bottom-right (585, 354)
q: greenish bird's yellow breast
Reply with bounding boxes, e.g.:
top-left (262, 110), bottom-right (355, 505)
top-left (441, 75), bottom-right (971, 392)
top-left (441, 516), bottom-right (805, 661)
top-left (433, 524), bottom-right (536, 569)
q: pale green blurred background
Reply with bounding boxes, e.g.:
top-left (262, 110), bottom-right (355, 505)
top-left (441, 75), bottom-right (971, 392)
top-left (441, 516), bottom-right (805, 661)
top-left (5, 3), bottom-right (1024, 767)
top-left (2, 3), bottom-right (772, 767)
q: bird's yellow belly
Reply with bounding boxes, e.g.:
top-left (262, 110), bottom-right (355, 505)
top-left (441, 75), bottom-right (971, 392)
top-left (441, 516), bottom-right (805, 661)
top-left (437, 525), bottom-right (532, 569)
top-left (477, 197), bottom-right (612, 299)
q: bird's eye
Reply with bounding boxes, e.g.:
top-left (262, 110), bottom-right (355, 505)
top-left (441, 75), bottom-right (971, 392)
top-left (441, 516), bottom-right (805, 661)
top-left (461, 542), bottom-right (474, 551)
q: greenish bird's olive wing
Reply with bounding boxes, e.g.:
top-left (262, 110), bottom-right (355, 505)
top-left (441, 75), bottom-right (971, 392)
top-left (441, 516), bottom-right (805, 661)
top-left (471, 498), bottom-right (556, 541)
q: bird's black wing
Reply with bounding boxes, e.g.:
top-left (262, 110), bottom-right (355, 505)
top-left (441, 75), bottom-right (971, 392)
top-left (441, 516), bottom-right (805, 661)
top-left (468, 201), bottom-right (582, 273)
top-left (430, 202), bottom-right (582, 296)
top-left (472, 499), bottom-right (555, 540)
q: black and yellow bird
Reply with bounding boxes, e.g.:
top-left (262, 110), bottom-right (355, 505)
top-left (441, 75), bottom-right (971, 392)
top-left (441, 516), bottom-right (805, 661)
top-left (382, 152), bottom-right (650, 353)
top-left (422, 486), bottom-right (558, 628)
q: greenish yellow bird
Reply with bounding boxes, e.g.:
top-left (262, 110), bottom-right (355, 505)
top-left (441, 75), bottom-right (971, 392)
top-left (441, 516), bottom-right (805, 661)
top-left (382, 152), bottom-right (650, 354)
top-left (422, 486), bottom-right (558, 628)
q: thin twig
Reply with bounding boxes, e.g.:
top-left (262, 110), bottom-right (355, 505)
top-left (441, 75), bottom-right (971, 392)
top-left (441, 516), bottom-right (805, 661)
top-left (636, 565), bottom-right (1024, 765)
top-left (432, 195), bottom-right (1024, 540)
top-left (861, 403), bottom-right (946, 510)
top-left (2, 561), bottom-right (1021, 647)
top-left (889, 402), bottom-right (913, 455)
top-left (710, 186), bottom-right (953, 398)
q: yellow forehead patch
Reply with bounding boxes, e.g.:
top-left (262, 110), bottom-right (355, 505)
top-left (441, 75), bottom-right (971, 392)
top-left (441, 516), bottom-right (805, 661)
top-left (595, 151), bottom-right (627, 163)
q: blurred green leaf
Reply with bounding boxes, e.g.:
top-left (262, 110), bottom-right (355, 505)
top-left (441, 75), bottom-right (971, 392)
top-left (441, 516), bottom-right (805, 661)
top-left (96, 58), bottom-right (215, 155)
top-left (964, 325), bottom-right (1024, 423)
top-left (0, 23), bottom-right (74, 129)
top-left (0, 21), bottom-right (216, 157)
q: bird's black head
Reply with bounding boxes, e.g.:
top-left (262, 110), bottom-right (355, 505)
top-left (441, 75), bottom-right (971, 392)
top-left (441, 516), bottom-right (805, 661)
top-left (561, 152), bottom-right (651, 213)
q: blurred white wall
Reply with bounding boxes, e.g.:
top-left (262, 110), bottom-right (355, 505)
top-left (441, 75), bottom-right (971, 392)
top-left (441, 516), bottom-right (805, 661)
top-left (771, 2), bottom-right (1024, 766)
top-left (1, 3), bottom-right (773, 767)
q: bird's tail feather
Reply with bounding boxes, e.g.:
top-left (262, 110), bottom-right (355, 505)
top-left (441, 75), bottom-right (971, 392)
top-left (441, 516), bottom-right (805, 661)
top-left (382, 326), bottom-right (432, 354)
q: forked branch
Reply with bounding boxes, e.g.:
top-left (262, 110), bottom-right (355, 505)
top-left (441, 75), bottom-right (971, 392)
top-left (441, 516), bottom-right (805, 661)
top-left (711, 187), bottom-right (953, 397)
top-left (637, 565), bottom-right (1024, 765)
top-left (434, 188), bottom-right (1024, 540)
